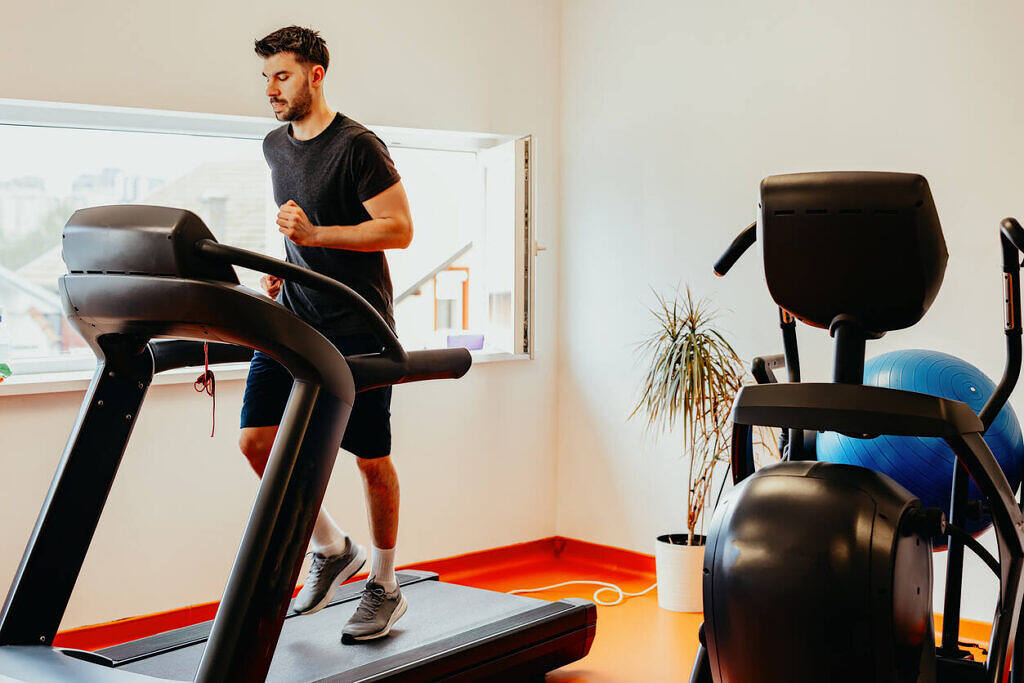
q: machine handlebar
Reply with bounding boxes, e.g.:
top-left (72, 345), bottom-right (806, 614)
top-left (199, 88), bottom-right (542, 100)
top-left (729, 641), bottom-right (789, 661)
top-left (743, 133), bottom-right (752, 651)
top-left (195, 239), bottom-right (407, 363)
top-left (713, 222), bottom-right (757, 277)
top-left (149, 341), bottom-right (471, 393)
top-left (979, 218), bottom-right (1024, 431)
top-left (346, 348), bottom-right (472, 392)
top-left (188, 240), bottom-right (473, 392)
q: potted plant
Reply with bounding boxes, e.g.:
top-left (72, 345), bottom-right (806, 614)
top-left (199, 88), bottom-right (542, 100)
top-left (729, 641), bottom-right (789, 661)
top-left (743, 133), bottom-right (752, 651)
top-left (631, 286), bottom-right (747, 613)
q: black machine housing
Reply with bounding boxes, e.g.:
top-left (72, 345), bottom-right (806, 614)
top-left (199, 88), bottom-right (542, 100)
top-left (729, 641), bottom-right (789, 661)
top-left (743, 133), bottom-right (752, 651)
top-left (759, 171), bottom-right (947, 334)
top-left (696, 172), bottom-right (1024, 683)
top-left (705, 461), bottom-right (935, 682)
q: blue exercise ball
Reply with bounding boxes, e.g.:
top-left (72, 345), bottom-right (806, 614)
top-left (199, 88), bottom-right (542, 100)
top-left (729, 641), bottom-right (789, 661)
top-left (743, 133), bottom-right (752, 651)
top-left (816, 349), bottom-right (1024, 546)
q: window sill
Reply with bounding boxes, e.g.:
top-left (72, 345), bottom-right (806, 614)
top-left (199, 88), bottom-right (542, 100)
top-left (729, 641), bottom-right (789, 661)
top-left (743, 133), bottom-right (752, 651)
top-left (0, 352), bottom-right (530, 397)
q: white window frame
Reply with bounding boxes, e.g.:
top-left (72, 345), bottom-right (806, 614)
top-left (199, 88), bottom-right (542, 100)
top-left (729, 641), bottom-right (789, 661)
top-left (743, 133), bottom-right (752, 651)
top-left (0, 98), bottom-right (535, 393)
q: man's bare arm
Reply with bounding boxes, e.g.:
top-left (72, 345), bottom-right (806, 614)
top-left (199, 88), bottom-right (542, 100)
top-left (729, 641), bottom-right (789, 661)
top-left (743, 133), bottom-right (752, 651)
top-left (276, 181), bottom-right (413, 251)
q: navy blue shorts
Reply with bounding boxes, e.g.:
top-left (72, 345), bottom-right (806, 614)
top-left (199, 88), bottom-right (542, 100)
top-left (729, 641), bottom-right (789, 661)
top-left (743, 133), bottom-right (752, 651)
top-left (240, 333), bottom-right (392, 459)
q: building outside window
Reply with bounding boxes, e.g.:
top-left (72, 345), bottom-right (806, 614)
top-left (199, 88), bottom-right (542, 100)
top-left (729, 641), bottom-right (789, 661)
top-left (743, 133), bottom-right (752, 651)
top-left (0, 99), bottom-right (534, 378)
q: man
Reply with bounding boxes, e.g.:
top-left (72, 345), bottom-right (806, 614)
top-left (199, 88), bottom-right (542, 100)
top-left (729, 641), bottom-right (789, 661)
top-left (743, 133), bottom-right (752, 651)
top-left (239, 25), bottom-right (412, 644)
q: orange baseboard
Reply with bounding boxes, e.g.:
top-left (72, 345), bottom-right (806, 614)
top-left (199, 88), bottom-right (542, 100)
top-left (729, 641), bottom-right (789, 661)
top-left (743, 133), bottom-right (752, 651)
top-left (52, 535), bottom-right (992, 656)
top-left (53, 536), bottom-right (643, 650)
top-left (398, 536), bottom-right (656, 585)
top-left (54, 602), bottom-right (221, 651)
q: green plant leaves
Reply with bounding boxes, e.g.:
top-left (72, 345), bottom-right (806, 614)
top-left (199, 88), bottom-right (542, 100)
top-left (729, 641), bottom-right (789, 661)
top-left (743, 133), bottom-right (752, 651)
top-left (630, 285), bottom-right (745, 541)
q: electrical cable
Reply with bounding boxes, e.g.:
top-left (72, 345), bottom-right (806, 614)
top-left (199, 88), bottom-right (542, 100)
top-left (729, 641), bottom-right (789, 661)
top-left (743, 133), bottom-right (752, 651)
top-left (508, 580), bottom-right (658, 606)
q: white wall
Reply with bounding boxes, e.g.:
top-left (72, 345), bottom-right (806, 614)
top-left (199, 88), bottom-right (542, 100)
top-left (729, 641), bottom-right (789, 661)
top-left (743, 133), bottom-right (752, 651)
top-left (557, 0), bottom-right (1024, 621)
top-left (5, 0), bottom-right (1020, 635)
top-left (0, 0), bottom-right (561, 630)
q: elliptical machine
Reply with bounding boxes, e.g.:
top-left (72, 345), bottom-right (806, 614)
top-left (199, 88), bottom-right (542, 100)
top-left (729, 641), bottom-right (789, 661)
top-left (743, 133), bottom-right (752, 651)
top-left (689, 171), bottom-right (1024, 683)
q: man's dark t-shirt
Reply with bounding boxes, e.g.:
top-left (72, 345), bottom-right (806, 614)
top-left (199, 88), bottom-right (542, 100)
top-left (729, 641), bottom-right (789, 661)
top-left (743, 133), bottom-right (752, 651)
top-left (263, 112), bottom-right (401, 335)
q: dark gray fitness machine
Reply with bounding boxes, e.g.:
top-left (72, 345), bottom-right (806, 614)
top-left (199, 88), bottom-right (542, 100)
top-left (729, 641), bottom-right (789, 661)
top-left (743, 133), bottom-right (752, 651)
top-left (0, 205), bottom-right (595, 682)
top-left (689, 172), bottom-right (1024, 682)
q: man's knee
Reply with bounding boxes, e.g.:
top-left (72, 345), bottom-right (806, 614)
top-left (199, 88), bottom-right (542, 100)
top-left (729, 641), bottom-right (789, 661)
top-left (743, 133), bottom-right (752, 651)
top-left (239, 427), bottom-right (276, 462)
top-left (357, 455), bottom-right (394, 483)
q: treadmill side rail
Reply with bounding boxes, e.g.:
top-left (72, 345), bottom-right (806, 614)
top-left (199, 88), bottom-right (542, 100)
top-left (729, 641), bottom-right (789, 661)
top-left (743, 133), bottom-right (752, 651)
top-left (334, 598), bottom-right (597, 682)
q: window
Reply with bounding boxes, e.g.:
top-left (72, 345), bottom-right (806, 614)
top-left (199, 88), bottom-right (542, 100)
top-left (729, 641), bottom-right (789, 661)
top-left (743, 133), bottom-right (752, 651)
top-left (0, 99), bottom-right (533, 376)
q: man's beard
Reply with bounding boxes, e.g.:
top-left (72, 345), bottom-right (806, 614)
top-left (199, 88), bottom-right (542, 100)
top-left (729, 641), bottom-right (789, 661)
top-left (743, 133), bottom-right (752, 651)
top-left (277, 87), bottom-right (313, 122)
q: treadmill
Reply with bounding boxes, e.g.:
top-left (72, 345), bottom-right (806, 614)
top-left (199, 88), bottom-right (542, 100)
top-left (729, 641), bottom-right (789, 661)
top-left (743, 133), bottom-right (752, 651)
top-left (0, 205), bottom-right (596, 682)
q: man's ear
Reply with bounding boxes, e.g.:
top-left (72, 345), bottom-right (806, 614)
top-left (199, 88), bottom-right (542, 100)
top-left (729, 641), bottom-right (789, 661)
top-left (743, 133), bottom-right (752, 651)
top-left (310, 64), bottom-right (326, 87)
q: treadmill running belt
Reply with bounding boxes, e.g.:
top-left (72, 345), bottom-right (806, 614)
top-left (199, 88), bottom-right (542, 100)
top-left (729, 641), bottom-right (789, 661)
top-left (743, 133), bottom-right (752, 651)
top-left (109, 578), bottom-right (594, 682)
top-left (97, 572), bottom-right (435, 666)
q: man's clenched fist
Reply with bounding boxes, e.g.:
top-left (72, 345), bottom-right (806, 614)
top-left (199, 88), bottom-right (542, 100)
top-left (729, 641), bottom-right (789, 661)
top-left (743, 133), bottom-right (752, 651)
top-left (261, 274), bottom-right (283, 299)
top-left (277, 200), bottom-right (319, 246)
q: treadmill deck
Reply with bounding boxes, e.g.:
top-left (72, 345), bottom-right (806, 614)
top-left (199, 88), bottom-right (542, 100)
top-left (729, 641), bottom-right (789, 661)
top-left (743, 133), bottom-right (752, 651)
top-left (93, 571), bottom-right (595, 682)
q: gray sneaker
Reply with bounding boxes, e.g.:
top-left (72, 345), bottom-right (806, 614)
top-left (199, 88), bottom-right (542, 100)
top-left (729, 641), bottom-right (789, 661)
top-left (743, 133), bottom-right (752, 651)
top-left (341, 581), bottom-right (408, 643)
top-left (292, 539), bottom-right (367, 615)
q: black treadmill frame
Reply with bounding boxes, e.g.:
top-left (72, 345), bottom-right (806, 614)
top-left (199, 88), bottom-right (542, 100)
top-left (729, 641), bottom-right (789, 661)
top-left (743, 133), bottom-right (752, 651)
top-left (0, 205), bottom-right (482, 682)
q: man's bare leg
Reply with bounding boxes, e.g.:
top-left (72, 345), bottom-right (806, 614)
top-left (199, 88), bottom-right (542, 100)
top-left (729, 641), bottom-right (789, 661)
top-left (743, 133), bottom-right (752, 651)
top-left (342, 455), bottom-right (405, 643)
top-left (356, 456), bottom-right (400, 591)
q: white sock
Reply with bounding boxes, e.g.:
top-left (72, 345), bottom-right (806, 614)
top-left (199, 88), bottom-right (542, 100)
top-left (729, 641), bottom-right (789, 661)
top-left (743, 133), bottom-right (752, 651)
top-left (369, 546), bottom-right (398, 592)
top-left (311, 508), bottom-right (348, 557)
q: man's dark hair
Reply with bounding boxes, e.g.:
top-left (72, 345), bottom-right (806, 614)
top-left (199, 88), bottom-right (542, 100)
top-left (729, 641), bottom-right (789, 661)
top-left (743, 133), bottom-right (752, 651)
top-left (254, 26), bottom-right (329, 70)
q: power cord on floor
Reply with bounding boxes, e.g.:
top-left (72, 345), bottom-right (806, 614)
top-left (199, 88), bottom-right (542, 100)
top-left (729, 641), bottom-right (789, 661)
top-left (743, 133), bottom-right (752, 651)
top-left (508, 580), bottom-right (658, 606)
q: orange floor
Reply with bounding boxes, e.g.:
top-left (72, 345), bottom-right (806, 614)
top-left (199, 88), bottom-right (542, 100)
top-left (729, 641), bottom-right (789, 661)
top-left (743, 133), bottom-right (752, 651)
top-left (448, 556), bottom-right (698, 682)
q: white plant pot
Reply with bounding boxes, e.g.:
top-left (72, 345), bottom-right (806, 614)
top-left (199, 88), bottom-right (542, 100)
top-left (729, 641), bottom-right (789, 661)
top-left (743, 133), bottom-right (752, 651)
top-left (655, 533), bottom-right (705, 613)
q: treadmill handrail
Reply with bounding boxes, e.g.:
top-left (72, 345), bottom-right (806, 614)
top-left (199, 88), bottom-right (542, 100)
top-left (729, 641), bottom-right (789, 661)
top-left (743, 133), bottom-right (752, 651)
top-left (194, 239), bottom-right (407, 362)
top-left (346, 348), bottom-right (471, 392)
top-left (148, 341), bottom-right (470, 392)
top-left (149, 340), bottom-right (253, 373)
